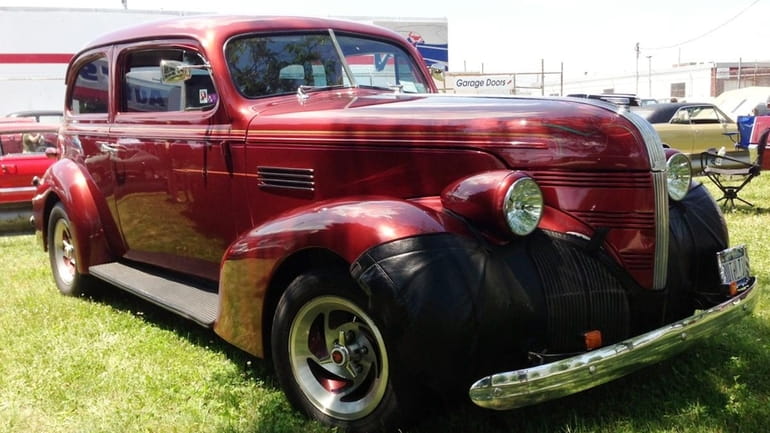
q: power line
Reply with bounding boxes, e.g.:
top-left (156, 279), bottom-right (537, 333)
top-left (643, 0), bottom-right (761, 50)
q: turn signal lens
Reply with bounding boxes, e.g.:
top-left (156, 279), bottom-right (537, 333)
top-left (584, 330), bottom-right (603, 351)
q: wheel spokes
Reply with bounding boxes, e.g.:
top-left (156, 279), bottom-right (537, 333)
top-left (289, 295), bottom-right (389, 419)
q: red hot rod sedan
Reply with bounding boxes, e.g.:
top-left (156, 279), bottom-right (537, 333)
top-left (31, 15), bottom-right (757, 432)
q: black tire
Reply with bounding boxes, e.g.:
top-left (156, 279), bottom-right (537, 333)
top-left (47, 203), bottom-right (89, 296)
top-left (271, 269), bottom-right (415, 433)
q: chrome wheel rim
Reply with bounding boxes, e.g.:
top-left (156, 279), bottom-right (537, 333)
top-left (289, 295), bottom-right (388, 420)
top-left (52, 217), bottom-right (76, 286)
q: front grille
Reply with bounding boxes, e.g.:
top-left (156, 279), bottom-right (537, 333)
top-left (532, 169), bottom-right (657, 282)
top-left (530, 232), bottom-right (630, 352)
top-left (535, 171), bottom-right (650, 189)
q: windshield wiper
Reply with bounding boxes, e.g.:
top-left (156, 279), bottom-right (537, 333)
top-left (296, 84), bottom-right (351, 102)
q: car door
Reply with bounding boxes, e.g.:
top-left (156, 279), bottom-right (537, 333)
top-left (111, 43), bottom-right (236, 281)
top-left (689, 105), bottom-right (737, 153)
top-left (0, 124), bottom-right (57, 205)
top-left (62, 50), bottom-right (128, 250)
top-left (654, 107), bottom-right (696, 153)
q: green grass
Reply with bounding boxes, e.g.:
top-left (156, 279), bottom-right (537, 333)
top-left (1, 175), bottom-right (768, 433)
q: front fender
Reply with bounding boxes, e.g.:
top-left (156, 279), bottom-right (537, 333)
top-left (214, 198), bottom-right (449, 357)
top-left (33, 158), bottom-right (112, 273)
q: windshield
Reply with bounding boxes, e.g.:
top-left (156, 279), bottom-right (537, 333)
top-left (225, 31), bottom-right (429, 98)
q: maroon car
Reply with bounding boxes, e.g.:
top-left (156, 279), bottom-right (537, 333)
top-left (31, 16), bottom-right (757, 432)
top-left (0, 120), bottom-right (58, 232)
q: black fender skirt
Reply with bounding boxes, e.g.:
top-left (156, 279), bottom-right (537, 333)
top-left (667, 181), bottom-right (730, 312)
top-left (350, 229), bottom-right (630, 394)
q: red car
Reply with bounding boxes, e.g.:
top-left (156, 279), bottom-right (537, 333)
top-left (0, 120), bottom-right (58, 232)
top-left (31, 16), bottom-right (757, 432)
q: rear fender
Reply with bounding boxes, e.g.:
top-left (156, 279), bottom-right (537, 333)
top-left (214, 198), bottom-right (449, 357)
top-left (36, 159), bottom-right (112, 273)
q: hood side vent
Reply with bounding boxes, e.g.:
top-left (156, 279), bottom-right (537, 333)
top-left (257, 166), bottom-right (315, 192)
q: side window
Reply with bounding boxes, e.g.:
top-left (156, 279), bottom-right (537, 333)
top-left (691, 107), bottom-right (720, 124)
top-left (70, 56), bottom-right (109, 114)
top-left (122, 49), bottom-right (215, 113)
top-left (671, 108), bottom-right (690, 124)
top-left (0, 130), bottom-right (57, 156)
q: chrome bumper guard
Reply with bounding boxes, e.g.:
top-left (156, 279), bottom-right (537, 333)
top-left (469, 277), bottom-right (759, 410)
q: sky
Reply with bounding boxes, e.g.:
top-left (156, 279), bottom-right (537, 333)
top-left (1, 0), bottom-right (768, 77)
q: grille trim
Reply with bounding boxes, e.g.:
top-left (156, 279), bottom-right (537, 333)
top-left (621, 110), bottom-right (669, 289)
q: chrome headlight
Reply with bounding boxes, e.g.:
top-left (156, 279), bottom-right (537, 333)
top-left (503, 177), bottom-right (543, 235)
top-left (666, 153), bottom-right (691, 201)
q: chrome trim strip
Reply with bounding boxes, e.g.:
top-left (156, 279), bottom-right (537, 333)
top-left (621, 110), bottom-right (669, 289)
top-left (0, 186), bottom-right (36, 196)
top-left (652, 171), bottom-right (669, 288)
top-left (468, 278), bottom-right (758, 410)
top-left (257, 166), bottom-right (315, 192)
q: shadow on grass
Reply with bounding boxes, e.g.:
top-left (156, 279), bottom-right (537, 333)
top-left (75, 273), bottom-right (769, 433)
top-left (81, 280), bottom-right (272, 374)
top-left (410, 313), bottom-right (770, 433)
top-left (79, 281), bottom-right (337, 433)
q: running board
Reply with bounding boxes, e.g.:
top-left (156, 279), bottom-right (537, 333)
top-left (89, 262), bottom-right (218, 327)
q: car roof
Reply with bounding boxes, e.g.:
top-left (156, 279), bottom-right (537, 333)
top-left (631, 102), bottom-right (718, 123)
top-left (81, 15), bottom-right (406, 53)
top-left (567, 93), bottom-right (641, 107)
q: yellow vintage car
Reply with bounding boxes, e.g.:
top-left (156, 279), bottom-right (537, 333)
top-left (632, 102), bottom-right (739, 158)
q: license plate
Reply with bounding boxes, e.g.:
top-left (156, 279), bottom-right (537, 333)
top-left (716, 245), bottom-right (751, 286)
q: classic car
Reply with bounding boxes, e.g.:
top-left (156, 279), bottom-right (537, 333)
top-left (31, 16), bottom-right (757, 432)
top-left (0, 121), bottom-right (58, 232)
top-left (631, 102), bottom-right (742, 169)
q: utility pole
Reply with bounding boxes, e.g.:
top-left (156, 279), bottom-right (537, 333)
top-left (647, 55), bottom-right (652, 97)
top-left (635, 42), bottom-right (640, 95)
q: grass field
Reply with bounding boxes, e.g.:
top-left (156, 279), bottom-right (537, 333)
top-left (0, 177), bottom-right (767, 433)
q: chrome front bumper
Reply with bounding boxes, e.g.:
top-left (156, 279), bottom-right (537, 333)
top-left (469, 277), bottom-right (759, 410)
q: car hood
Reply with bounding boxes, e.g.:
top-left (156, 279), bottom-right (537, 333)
top-left (246, 91), bottom-right (655, 171)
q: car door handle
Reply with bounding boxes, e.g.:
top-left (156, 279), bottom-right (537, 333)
top-left (1, 163), bottom-right (17, 174)
top-left (99, 142), bottom-right (121, 155)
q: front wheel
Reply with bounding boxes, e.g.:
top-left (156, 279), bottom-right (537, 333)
top-left (271, 270), bottom-right (414, 432)
top-left (47, 203), bottom-right (89, 296)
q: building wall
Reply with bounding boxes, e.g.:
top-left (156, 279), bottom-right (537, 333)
top-left (0, 8), bottom-right (196, 115)
top-left (544, 64), bottom-right (716, 102)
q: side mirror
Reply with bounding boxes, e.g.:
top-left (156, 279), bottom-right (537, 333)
top-left (429, 62), bottom-right (447, 81)
top-left (160, 60), bottom-right (192, 84)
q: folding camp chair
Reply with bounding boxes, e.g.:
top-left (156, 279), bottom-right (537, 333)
top-left (700, 128), bottom-right (768, 210)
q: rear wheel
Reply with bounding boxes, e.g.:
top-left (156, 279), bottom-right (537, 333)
top-left (271, 270), bottom-right (414, 432)
top-left (47, 203), bottom-right (89, 296)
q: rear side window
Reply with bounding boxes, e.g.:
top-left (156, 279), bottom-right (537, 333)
top-left (70, 56), bottom-right (109, 114)
top-left (121, 49), bottom-right (216, 113)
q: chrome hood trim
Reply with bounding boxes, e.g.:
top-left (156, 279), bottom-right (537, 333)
top-left (468, 277), bottom-right (758, 410)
